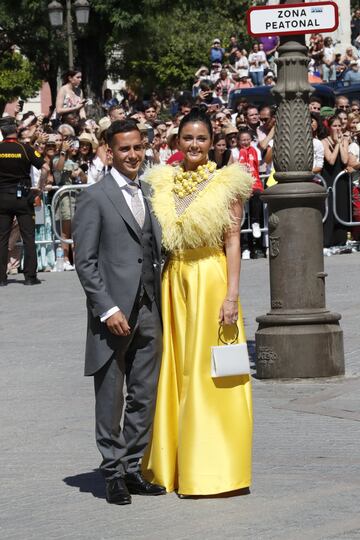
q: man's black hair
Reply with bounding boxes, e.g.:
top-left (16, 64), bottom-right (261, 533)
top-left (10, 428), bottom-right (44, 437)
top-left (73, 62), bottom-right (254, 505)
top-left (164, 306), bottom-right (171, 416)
top-left (0, 117), bottom-right (17, 138)
top-left (106, 119), bottom-right (140, 146)
top-left (310, 95), bottom-right (323, 105)
top-left (0, 124), bottom-right (17, 138)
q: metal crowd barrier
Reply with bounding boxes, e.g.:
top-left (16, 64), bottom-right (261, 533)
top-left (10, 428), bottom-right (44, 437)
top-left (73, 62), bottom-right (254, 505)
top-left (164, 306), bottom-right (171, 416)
top-left (50, 184), bottom-right (89, 244)
top-left (27, 171), bottom-right (358, 251)
top-left (240, 173), bottom-right (269, 237)
top-left (331, 170), bottom-right (360, 227)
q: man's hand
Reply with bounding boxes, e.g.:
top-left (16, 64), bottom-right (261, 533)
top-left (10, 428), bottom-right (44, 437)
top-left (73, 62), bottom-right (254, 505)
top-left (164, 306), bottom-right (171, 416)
top-left (106, 311), bottom-right (131, 336)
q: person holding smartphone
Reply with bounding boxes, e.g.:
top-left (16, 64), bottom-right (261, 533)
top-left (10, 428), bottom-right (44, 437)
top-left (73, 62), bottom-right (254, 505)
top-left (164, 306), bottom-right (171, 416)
top-left (56, 68), bottom-right (87, 122)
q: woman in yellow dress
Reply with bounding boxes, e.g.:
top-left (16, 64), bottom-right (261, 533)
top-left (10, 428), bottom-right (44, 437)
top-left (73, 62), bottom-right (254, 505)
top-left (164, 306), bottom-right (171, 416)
top-left (143, 108), bottom-right (253, 496)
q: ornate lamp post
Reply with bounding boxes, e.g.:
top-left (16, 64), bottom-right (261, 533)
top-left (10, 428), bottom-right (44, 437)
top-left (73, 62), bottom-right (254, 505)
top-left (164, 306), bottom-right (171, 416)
top-left (48, 0), bottom-right (90, 69)
top-left (255, 0), bottom-right (345, 378)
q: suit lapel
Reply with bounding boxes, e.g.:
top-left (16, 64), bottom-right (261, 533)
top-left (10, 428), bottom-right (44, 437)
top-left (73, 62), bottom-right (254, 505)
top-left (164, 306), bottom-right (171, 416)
top-left (141, 180), bottom-right (162, 258)
top-left (102, 174), bottom-right (142, 240)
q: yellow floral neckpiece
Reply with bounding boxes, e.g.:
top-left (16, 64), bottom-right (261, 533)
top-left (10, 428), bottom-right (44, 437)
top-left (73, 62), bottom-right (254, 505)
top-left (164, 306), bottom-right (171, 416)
top-left (173, 161), bottom-right (217, 198)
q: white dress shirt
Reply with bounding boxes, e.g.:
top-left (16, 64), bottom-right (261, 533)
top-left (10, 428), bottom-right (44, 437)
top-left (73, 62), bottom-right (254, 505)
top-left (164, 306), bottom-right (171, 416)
top-left (100, 168), bottom-right (145, 323)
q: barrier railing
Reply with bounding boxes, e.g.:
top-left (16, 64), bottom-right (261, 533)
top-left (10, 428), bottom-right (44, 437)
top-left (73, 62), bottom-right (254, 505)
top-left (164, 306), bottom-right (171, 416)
top-left (312, 174), bottom-right (329, 224)
top-left (29, 171), bottom-right (358, 251)
top-left (332, 170), bottom-right (360, 227)
top-left (51, 184), bottom-right (89, 244)
top-left (240, 173), bottom-right (269, 236)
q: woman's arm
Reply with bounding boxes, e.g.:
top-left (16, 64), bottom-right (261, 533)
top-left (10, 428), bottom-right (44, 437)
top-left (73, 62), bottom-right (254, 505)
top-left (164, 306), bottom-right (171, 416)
top-left (322, 138), bottom-right (340, 165)
top-left (219, 199), bottom-right (243, 325)
top-left (258, 126), bottom-right (275, 151)
top-left (54, 140), bottom-right (70, 171)
top-left (339, 135), bottom-right (349, 165)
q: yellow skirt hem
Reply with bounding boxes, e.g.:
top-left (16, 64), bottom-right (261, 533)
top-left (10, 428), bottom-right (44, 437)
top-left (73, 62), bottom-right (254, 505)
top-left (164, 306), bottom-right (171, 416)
top-left (165, 480), bottom-right (251, 496)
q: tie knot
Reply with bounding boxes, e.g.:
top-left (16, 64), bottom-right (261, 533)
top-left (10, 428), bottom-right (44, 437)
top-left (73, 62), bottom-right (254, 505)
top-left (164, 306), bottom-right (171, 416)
top-left (124, 181), bottom-right (140, 196)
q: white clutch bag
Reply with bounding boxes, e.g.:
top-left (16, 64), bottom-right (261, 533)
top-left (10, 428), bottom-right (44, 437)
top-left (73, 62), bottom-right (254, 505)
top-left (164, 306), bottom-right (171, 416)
top-left (211, 326), bottom-right (250, 378)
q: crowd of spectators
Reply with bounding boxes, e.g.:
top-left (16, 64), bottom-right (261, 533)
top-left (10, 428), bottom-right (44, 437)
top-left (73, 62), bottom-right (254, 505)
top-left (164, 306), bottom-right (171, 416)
top-left (3, 18), bottom-right (360, 273)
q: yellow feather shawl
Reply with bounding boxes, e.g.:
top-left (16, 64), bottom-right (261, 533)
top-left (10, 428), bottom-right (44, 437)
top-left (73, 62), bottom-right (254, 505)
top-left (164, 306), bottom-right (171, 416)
top-left (145, 163), bottom-right (254, 252)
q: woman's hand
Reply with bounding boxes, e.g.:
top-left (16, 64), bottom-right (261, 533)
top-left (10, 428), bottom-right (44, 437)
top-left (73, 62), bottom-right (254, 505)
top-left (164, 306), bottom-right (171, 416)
top-left (76, 99), bottom-right (86, 111)
top-left (61, 140), bottom-right (70, 153)
top-left (219, 298), bottom-right (238, 326)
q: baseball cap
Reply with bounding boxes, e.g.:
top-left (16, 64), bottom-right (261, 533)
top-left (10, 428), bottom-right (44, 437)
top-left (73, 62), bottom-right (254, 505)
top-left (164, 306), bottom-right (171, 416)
top-left (320, 106), bottom-right (336, 118)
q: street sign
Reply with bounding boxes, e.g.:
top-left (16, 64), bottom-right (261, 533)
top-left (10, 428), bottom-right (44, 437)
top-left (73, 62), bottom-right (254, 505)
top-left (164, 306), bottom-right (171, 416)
top-left (247, 1), bottom-right (339, 37)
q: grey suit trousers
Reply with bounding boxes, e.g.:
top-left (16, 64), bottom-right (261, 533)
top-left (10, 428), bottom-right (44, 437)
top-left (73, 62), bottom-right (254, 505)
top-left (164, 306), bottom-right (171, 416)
top-left (94, 296), bottom-right (162, 480)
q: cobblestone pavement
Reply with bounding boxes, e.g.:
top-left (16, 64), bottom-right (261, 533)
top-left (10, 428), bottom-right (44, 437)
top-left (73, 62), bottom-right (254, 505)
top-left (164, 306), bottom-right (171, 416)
top-left (0, 254), bottom-right (359, 540)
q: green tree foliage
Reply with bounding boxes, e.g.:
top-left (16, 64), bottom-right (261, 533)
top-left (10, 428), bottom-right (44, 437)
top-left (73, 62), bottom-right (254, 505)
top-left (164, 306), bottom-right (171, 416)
top-left (95, 0), bottom-right (252, 93)
top-left (0, 0), bottom-right (252, 103)
top-left (0, 51), bottom-right (41, 115)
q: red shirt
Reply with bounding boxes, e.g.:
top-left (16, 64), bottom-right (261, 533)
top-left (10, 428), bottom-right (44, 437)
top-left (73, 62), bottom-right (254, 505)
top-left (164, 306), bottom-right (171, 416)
top-left (238, 146), bottom-right (263, 192)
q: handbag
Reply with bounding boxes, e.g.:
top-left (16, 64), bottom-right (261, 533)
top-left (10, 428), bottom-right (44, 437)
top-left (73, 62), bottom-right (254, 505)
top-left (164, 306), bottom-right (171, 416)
top-left (211, 325), bottom-right (250, 378)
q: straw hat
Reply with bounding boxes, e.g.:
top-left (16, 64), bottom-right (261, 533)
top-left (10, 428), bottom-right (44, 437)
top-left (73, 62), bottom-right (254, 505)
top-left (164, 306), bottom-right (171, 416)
top-left (264, 71), bottom-right (275, 79)
top-left (79, 132), bottom-right (98, 151)
top-left (137, 122), bottom-right (151, 133)
top-left (97, 116), bottom-right (111, 138)
top-left (224, 125), bottom-right (238, 136)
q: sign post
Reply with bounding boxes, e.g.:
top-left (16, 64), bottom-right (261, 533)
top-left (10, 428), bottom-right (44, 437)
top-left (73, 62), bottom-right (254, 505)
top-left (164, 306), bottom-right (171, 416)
top-left (252, 1), bottom-right (345, 379)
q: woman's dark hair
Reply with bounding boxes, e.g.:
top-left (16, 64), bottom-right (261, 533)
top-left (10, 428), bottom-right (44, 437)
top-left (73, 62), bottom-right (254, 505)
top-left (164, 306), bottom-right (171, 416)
top-left (327, 115), bottom-right (342, 130)
top-left (178, 107), bottom-right (213, 139)
top-left (310, 112), bottom-right (327, 139)
top-left (62, 68), bottom-right (82, 85)
top-left (335, 108), bottom-right (348, 117)
top-left (106, 119), bottom-right (140, 146)
top-left (213, 133), bottom-right (226, 145)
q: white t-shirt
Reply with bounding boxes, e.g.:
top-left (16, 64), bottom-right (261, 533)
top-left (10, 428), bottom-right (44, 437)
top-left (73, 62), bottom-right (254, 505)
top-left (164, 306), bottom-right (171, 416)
top-left (313, 138), bottom-right (324, 171)
top-left (323, 46), bottom-right (334, 64)
top-left (235, 56), bottom-right (249, 77)
top-left (87, 156), bottom-right (106, 185)
top-left (349, 141), bottom-right (360, 182)
top-left (349, 141), bottom-right (360, 159)
top-left (248, 51), bottom-right (266, 72)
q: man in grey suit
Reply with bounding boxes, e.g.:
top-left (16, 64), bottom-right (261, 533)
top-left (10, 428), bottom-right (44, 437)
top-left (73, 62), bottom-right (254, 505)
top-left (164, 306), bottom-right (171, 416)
top-left (73, 119), bottom-right (165, 505)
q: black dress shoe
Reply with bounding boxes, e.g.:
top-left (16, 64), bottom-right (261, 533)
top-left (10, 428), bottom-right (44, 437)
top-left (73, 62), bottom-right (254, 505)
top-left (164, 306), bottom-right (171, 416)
top-left (24, 277), bottom-right (41, 285)
top-left (124, 471), bottom-right (166, 496)
top-left (0, 280), bottom-right (8, 287)
top-left (105, 477), bottom-right (132, 505)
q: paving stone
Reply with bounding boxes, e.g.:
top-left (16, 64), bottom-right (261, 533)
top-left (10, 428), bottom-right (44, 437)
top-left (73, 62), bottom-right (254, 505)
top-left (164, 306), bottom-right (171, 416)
top-left (0, 255), bottom-right (359, 539)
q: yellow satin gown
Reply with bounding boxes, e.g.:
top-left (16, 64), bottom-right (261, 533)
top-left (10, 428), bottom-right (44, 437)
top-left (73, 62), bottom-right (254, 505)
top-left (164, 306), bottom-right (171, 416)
top-left (143, 162), bottom-right (254, 495)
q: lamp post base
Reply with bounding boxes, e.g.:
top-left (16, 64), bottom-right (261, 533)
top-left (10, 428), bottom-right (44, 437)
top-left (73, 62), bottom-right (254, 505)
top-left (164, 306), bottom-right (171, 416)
top-left (255, 312), bottom-right (344, 378)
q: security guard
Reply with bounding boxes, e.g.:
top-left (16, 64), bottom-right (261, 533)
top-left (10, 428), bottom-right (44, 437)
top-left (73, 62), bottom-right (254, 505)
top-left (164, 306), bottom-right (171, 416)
top-left (0, 117), bottom-right (48, 286)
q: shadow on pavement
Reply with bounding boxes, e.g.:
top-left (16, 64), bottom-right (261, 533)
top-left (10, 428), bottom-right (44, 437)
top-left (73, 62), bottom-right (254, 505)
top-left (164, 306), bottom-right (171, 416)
top-left (63, 469), bottom-right (105, 499)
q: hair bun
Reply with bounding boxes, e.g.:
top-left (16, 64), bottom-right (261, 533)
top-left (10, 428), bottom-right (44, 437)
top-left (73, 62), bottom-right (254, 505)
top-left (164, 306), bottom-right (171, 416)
top-left (178, 106), bottom-right (213, 138)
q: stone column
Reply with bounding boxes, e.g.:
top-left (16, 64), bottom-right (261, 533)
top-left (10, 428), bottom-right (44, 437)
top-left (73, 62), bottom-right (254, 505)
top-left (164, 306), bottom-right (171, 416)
top-left (255, 27), bottom-right (345, 378)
